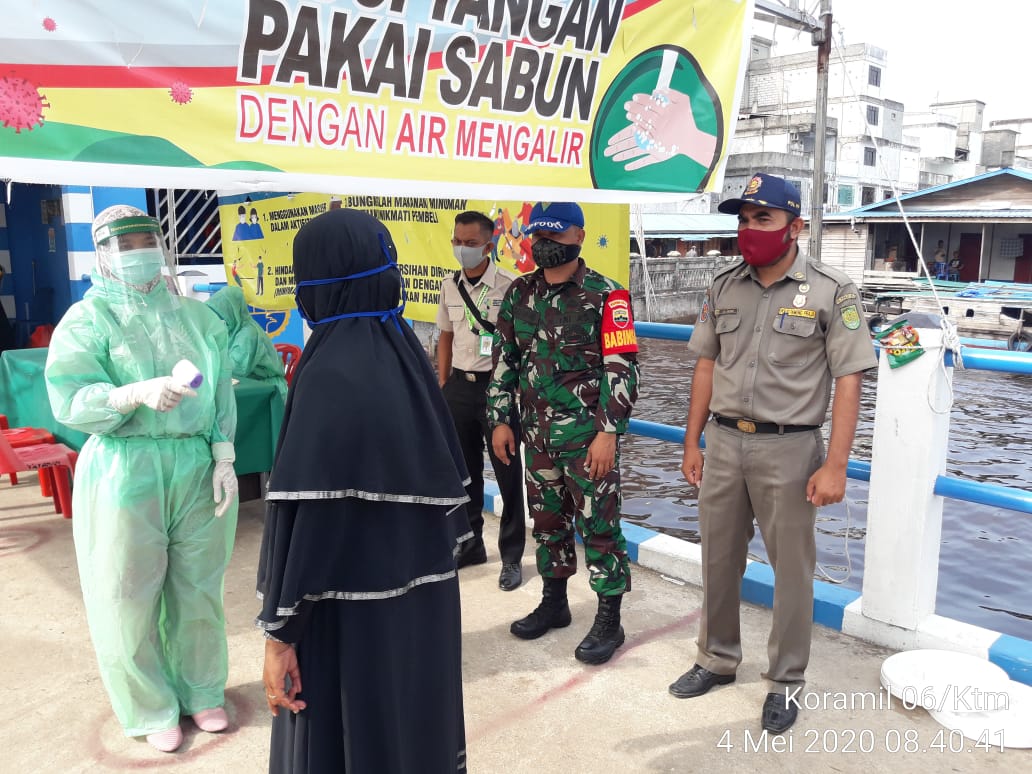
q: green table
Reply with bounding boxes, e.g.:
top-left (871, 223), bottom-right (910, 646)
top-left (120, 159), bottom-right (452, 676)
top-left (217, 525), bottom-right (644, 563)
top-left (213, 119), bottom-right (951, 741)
top-left (0, 349), bottom-right (283, 475)
top-left (231, 376), bottom-right (284, 475)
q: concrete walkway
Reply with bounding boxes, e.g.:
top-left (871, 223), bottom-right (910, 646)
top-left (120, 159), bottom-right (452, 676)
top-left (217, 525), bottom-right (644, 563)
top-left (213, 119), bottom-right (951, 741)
top-left (1, 476), bottom-right (1025, 773)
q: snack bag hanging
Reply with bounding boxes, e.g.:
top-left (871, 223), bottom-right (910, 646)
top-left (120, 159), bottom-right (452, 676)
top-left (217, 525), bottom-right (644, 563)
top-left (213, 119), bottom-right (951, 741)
top-left (875, 319), bottom-right (925, 368)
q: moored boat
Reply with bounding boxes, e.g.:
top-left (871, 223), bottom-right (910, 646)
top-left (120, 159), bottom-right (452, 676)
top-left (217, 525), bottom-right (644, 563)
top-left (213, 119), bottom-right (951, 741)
top-left (863, 274), bottom-right (1032, 350)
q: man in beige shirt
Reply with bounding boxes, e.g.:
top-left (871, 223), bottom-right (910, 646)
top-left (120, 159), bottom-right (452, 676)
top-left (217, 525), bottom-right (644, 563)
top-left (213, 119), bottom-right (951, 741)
top-left (669, 173), bottom-right (877, 733)
top-left (436, 211), bottom-right (526, 591)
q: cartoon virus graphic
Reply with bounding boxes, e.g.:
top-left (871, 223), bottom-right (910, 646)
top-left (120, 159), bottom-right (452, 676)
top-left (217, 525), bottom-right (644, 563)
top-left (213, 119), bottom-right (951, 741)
top-left (42, 17), bottom-right (58, 32)
top-left (169, 81), bottom-right (193, 105)
top-left (0, 75), bottom-right (49, 133)
top-left (597, 234), bottom-right (609, 249)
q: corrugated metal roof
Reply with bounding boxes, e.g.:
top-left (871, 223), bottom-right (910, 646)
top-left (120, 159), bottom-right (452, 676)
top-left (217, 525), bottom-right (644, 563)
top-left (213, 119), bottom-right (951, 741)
top-left (844, 210), bottom-right (1032, 219)
top-left (639, 212), bottom-right (739, 236)
top-left (845, 167), bottom-right (1032, 215)
top-left (646, 233), bottom-right (736, 239)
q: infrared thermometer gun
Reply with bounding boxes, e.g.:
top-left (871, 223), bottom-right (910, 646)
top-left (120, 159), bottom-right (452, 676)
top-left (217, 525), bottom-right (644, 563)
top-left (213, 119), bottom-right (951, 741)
top-left (172, 360), bottom-right (204, 390)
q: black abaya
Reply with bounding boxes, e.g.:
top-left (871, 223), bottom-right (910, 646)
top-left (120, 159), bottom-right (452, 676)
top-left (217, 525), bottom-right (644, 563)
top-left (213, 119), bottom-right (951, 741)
top-left (269, 569), bottom-right (465, 774)
top-left (257, 210), bottom-right (470, 774)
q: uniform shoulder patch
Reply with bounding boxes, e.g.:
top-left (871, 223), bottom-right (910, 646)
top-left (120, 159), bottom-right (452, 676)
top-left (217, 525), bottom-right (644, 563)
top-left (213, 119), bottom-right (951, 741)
top-left (840, 304), bottom-right (862, 330)
top-left (601, 288), bottom-right (638, 355)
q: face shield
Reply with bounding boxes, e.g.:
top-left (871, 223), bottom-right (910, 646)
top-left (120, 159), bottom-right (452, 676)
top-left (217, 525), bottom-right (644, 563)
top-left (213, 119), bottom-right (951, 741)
top-left (92, 205), bottom-right (181, 309)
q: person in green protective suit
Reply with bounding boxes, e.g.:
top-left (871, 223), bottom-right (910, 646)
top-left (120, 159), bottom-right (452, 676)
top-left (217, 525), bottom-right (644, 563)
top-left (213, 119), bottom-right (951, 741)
top-left (44, 205), bottom-right (239, 753)
top-left (205, 286), bottom-right (288, 401)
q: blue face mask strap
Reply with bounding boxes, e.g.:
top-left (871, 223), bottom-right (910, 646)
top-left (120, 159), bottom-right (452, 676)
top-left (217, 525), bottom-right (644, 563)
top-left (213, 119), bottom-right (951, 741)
top-left (295, 262), bottom-right (392, 287)
top-left (378, 232), bottom-right (406, 332)
top-left (295, 233), bottom-right (406, 330)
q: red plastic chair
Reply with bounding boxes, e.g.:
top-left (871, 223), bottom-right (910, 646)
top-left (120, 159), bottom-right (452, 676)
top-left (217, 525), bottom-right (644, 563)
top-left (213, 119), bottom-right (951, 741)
top-left (1, 427), bottom-right (57, 487)
top-left (28, 324), bottom-right (55, 348)
top-left (275, 343), bottom-right (302, 387)
top-left (0, 434), bottom-right (77, 518)
top-left (3, 427), bottom-right (55, 448)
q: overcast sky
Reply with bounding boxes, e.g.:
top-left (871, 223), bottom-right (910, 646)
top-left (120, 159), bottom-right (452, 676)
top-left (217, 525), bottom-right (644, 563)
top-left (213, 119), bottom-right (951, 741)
top-left (756, 0), bottom-right (1030, 123)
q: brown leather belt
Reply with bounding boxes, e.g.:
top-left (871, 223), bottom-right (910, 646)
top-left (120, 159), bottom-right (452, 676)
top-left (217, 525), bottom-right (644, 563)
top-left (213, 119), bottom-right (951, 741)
top-left (714, 415), bottom-right (820, 435)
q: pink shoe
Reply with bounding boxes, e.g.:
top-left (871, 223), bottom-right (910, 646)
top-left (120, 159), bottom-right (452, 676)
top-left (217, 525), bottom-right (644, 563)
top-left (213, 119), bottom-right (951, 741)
top-left (192, 706), bottom-right (228, 733)
top-left (146, 725), bottom-right (183, 752)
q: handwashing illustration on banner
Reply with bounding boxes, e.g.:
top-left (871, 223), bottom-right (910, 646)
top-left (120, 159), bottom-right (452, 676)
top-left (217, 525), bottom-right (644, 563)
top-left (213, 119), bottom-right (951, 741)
top-left (216, 193), bottom-right (628, 323)
top-left (0, 1), bottom-right (752, 199)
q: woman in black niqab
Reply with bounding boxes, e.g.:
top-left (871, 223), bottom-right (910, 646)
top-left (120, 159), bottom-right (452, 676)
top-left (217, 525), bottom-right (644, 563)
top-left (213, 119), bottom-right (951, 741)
top-left (257, 208), bottom-right (470, 774)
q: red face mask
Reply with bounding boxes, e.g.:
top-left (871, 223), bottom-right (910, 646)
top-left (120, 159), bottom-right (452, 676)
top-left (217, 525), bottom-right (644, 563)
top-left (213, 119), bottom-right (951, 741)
top-left (738, 223), bottom-right (794, 267)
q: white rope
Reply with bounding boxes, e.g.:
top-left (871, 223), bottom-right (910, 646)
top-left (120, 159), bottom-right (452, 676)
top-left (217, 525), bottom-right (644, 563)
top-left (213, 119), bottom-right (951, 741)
top-left (825, 28), bottom-right (963, 414)
top-left (929, 317), bottom-right (963, 414)
top-left (816, 499), bottom-right (853, 584)
top-left (940, 315), bottom-right (964, 371)
top-left (631, 204), bottom-right (656, 322)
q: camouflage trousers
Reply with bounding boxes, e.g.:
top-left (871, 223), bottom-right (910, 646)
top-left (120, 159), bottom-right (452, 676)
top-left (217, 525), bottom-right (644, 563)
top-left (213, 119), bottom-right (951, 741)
top-left (523, 443), bottom-right (631, 595)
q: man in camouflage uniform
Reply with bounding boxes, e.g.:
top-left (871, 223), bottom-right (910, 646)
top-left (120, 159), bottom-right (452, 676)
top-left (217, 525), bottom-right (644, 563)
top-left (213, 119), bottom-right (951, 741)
top-left (488, 201), bottom-right (639, 665)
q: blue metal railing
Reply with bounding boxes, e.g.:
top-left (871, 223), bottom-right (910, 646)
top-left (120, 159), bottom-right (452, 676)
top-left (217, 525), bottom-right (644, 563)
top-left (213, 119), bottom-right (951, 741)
top-left (959, 337), bottom-right (1007, 350)
top-left (950, 347), bottom-right (1032, 375)
top-left (630, 322), bottom-right (1032, 515)
top-left (636, 321), bottom-right (694, 341)
top-left (933, 476), bottom-right (1032, 513)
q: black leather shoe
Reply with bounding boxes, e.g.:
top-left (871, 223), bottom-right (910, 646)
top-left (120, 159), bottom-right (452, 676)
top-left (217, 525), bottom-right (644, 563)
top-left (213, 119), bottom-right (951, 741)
top-left (498, 562), bottom-right (523, 591)
top-left (668, 664), bottom-right (736, 698)
top-left (455, 538), bottom-right (487, 569)
top-left (761, 691), bottom-right (799, 734)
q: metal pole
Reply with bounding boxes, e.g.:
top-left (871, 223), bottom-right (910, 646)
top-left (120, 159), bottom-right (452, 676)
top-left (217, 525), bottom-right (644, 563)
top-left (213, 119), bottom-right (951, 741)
top-left (809, 0), bottom-right (832, 262)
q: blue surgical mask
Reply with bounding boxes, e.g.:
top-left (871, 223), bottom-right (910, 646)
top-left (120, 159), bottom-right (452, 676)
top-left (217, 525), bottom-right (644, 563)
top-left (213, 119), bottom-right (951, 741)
top-left (108, 248), bottom-right (164, 286)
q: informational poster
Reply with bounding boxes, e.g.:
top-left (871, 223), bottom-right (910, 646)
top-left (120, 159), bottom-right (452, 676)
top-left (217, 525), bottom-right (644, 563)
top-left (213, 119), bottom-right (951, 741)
top-left (218, 192), bottom-right (629, 322)
top-left (1, 1), bottom-right (753, 201)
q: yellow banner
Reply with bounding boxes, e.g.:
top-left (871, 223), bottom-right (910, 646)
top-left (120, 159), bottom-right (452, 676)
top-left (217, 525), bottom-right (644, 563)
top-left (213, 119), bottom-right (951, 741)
top-left (218, 193), bottom-right (629, 322)
top-left (1, 1), bottom-right (753, 200)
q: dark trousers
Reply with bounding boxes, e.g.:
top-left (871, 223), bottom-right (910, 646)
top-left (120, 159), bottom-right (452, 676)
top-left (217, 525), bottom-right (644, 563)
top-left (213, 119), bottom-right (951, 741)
top-left (442, 371), bottom-right (526, 564)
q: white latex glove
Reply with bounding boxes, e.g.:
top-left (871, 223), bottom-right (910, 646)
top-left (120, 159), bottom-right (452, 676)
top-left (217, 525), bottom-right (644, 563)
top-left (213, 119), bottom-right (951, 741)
top-left (213, 460), bottom-right (238, 518)
top-left (108, 377), bottom-right (196, 414)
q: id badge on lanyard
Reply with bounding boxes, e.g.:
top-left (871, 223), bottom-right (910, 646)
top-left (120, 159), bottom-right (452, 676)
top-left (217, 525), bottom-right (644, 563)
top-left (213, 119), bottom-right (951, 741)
top-left (465, 283), bottom-right (492, 356)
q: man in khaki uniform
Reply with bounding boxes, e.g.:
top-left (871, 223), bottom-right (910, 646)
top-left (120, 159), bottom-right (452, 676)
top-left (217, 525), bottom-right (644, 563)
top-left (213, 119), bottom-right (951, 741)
top-left (437, 211), bottom-right (526, 591)
top-left (669, 174), bottom-right (877, 733)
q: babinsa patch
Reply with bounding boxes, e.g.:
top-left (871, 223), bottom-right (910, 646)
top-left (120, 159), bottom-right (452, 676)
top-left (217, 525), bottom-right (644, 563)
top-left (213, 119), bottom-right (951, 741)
top-left (601, 289), bottom-right (638, 354)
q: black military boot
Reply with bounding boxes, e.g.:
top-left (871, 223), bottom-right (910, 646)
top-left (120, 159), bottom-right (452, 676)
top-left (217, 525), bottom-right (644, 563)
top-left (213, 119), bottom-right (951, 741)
top-left (510, 577), bottom-right (572, 639)
top-left (574, 594), bottom-right (625, 665)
